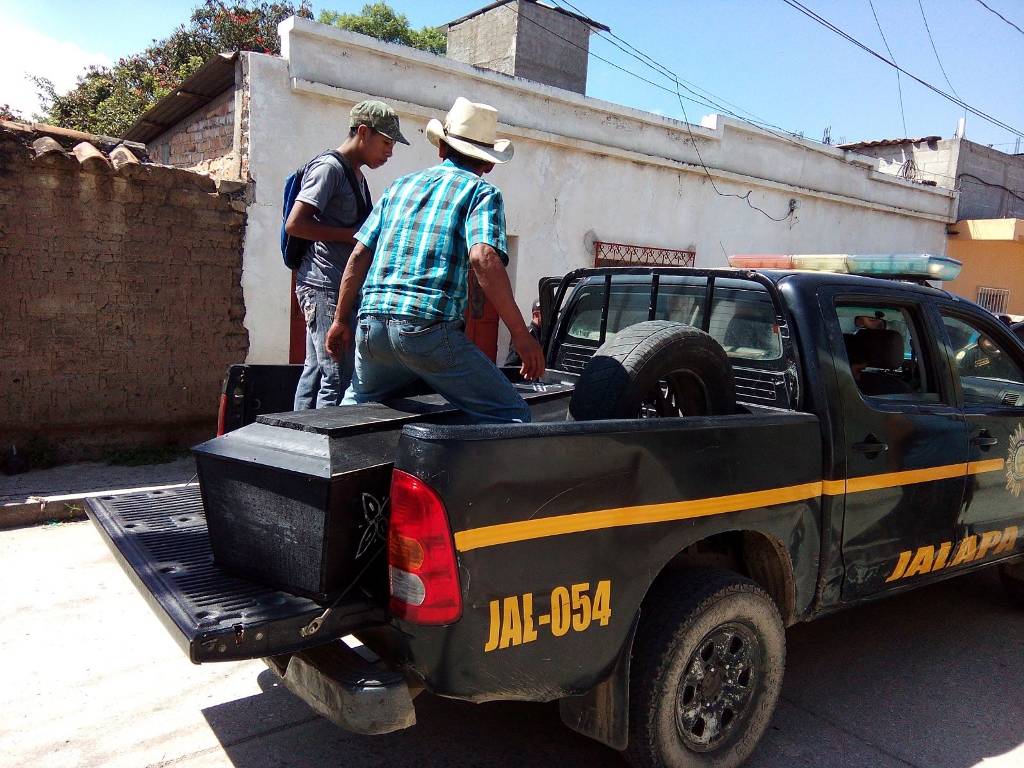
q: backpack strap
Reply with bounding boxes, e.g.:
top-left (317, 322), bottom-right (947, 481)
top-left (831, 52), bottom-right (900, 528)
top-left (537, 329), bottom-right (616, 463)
top-left (325, 150), bottom-right (372, 227)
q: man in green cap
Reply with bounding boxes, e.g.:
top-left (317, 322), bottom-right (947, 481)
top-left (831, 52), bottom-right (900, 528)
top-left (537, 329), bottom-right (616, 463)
top-left (286, 100), bottom-right (409, 409)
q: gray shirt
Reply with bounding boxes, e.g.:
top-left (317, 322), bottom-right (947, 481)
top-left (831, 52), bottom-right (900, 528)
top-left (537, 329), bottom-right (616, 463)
top-left (295, 153), bottom-right (370, 289)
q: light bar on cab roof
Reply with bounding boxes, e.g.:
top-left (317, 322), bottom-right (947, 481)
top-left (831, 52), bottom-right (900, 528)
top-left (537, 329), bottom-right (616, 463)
top-left (728, 253), bottom-right (961, 281)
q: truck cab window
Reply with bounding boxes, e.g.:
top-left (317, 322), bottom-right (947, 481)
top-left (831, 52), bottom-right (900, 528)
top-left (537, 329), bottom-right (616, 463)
top-left (835, 303), bottom-right (938, 402)
top-left (709, 288), bottom-right (782, 361)
top-left (941, 313), bottom-right (1024, 406)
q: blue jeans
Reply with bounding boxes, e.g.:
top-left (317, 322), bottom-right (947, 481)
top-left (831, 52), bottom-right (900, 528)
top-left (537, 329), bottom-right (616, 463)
top-left (342, 315), bottom-right (531, 424)
top-left (293, 284), bottom-right (355, 410)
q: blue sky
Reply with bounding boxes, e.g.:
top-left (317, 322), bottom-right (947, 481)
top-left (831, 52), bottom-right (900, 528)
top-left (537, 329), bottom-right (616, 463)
top-left (2, 0), bottom-right (1022, 151)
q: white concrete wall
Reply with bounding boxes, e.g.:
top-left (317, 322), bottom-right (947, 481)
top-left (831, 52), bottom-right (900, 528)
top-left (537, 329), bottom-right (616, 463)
top-left (240, 16), bottom-right (956, 364)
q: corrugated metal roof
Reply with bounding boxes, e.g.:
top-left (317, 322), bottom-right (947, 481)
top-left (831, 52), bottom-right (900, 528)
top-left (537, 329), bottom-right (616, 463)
top-left (122, 52), bottom-right (238, 144)
top-left (839, 136), bottom-right (942, 150)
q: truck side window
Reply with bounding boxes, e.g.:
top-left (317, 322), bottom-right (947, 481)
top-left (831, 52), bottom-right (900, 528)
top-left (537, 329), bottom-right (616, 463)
top-left (708, 288), bottom-right (783, 361)
top-left (940, 313), bottom-right (1024, 405)
top-left (835, 303), bottom-right (938, 402)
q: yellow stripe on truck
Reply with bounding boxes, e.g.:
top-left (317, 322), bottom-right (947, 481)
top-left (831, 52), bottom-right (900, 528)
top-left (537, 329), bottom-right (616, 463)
top-left (845, 463), bottom-right (969, 493)
top-left (969, 458), bottom-right (1005, 475)
top-left (455, 482), bottom-right (824, 552)
top-left (453, 459), bottom-right (1008, 552)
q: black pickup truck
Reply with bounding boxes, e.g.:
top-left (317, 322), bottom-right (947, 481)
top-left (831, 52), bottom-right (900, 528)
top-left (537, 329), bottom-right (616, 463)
top-left (87, 257), bottom-right (1024, 768)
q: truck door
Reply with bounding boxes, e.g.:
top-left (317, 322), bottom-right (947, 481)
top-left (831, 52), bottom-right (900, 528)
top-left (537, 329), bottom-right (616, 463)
top-left (821, 293), bottom-right (968, 600)
top-left (937, 307), bottom-right (1024, 555)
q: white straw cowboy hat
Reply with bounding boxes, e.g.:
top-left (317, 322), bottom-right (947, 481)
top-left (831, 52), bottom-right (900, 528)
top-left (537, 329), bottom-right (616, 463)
top-left (426, 97), bottom-right (514, 164)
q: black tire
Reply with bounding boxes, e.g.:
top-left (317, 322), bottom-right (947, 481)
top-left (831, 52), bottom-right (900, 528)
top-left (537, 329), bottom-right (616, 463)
top-left (569, 321), bottom-right (735, 421)
top-left (998, 562), bottom-right (1024, 607)
top-left (625, 569), bottom-right (786, 768)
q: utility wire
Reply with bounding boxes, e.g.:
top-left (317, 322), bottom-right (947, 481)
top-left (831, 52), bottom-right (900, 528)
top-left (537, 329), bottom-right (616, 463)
top-left (917, 0), bottom-right (961, 99)
top-left (509, 0), bottom-right (1008, 220)
top-left (958, 173), bottom-right (1024, 207)
top-left (781, 0), bottom-right (1024, 138)
top-left (974, 0), bottom-right (1024, 37)
top-left (496, 4), bottom-right (721, 115)
top-left (555, 0), bottom-right (782, 132)
top-left (519, 1), bottom-right (793, 221)
top-left (867, 0), bottom-right (907, 136)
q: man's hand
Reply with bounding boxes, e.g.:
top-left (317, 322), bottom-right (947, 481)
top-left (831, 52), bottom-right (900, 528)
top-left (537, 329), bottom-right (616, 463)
top-left (326, 318), bottom-right (352, 362)
top-left (511, 329), bottom-right (545, 381)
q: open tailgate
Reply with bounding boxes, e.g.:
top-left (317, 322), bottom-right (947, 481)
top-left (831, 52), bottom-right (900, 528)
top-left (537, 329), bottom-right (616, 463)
top-left (86, 486), bottom-right (385, 663)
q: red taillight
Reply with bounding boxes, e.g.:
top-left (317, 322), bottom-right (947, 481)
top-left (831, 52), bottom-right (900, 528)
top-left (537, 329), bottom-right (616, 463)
top-left (216, 393), bottom-right (228, 436)
top-left (387, 469), bottom-right (462, 625)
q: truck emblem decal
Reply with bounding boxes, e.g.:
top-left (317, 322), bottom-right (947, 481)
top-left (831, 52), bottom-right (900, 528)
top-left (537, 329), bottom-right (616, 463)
top-left (1006, 424), bottom-right (1024, 498)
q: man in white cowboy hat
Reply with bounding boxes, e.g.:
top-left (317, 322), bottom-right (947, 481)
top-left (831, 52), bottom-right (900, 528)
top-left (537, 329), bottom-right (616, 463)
top-left (325, 96), bottom-right (545, 423)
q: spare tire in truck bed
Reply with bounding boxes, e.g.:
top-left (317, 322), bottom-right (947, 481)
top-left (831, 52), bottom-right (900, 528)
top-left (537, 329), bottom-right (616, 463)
top-left (569, 321), bottom-right (736, 420)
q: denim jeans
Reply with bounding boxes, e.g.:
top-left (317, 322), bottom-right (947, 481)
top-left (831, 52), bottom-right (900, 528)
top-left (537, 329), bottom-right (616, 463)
top-left (293, 284), bottom-right (355, 410)
top-left (342, 314), bottom-right (531, 423)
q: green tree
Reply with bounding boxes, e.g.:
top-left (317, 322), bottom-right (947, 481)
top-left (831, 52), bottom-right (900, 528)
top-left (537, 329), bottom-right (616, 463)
top-left (34, 1), bottom-right (313, 137)
top-left (319, 2), bottom-right (446, 55)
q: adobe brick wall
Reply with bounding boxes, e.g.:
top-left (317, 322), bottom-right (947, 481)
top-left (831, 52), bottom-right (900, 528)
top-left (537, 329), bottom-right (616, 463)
top-left (0, 128), bottom-right (249, 460)
top-left (149, 89), bottom-right (239, 179)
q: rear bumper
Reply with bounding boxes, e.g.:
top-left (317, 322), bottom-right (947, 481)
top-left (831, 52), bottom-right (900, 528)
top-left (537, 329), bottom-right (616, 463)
top-left (266, 640), bottom-right (417, 735)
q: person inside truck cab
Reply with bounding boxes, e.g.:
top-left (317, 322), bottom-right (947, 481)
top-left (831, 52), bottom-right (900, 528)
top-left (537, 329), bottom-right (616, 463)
top-left (503, 299), bottom-right (541, 367)
top-left (845, 330), bottom-right (913, 397)
top-left (956, 334), bottom-right (1021, 381)
top-left (324, 97), bottom-right (545, 423)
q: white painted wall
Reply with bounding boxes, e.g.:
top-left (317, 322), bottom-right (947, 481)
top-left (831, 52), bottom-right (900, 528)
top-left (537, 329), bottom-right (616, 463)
top-left (241, 16), bottom-right (956, 364)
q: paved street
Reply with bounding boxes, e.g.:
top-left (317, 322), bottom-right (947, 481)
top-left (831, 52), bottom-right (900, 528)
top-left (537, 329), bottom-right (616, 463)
top-left (3, 518), bottom-right (1024, 768)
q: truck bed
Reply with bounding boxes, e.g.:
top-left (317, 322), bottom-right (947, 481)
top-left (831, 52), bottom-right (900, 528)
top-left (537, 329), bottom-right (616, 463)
top-left (86, 485), bottom-right (385, 663)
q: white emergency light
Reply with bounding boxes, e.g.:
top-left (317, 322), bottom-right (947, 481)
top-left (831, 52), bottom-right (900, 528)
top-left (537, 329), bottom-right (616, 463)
top-left (728, 254), bottom-right (962, 281)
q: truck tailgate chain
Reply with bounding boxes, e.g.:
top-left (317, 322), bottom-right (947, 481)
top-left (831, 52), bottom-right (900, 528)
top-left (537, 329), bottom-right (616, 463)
top-left (300, 491), bottom-right (388, 637)
top-left (301, 545), bottom-right (385, 637)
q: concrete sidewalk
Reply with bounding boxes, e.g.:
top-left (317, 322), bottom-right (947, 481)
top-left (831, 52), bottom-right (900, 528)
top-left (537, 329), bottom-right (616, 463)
top-left (0, 457), bottom-right (198, 529)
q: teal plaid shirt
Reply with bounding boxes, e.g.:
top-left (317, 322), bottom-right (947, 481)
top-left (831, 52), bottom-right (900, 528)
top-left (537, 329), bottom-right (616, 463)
top-left (355, 159), bottom-right (508, 321)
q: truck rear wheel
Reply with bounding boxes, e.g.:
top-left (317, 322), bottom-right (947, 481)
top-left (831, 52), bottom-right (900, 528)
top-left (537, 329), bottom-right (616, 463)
top-left (625, 569), bottom-right (785, 768)
top-left (569, 321), bottom-right (735, 420)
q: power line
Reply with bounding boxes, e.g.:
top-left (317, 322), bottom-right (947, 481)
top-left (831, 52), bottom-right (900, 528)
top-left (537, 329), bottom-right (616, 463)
top-left (555, 0), bottom-right (784, 132)
top-left (974, 0), bottom-right (1024, 37)
top-left (917, 0), bottom-right (961, 99)
top-left (958, 173), bottom-right (1024, 207)
top-left (867, 0), bottom-right (907, 136)
top-left (505, 2), bottom-right (794, 221)
top-left (780, 0), bottom-right (1024, 138)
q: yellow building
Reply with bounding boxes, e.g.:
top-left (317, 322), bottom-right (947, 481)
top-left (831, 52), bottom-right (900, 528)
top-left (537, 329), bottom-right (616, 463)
top-left (947, 219), bottom-right (1024, 317)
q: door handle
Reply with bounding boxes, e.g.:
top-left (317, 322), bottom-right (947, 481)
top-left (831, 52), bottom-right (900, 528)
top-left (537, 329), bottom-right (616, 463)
top-left (853, 434), bottom-right (889, 455)
top-left (970, 431), bottom-right (998, 450)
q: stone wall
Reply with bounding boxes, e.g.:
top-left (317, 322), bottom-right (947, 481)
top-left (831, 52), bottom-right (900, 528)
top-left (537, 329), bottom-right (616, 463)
top-left (0, 124), bottom-right (249, 460)
top-left (148, 89), bottom-right (239, 179)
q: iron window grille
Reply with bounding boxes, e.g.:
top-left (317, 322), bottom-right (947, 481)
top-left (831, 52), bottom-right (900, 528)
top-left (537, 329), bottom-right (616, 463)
top-left (594, 241), bottom-right (696, 268)
top-left (977, 286), bottom-right (1010, 315)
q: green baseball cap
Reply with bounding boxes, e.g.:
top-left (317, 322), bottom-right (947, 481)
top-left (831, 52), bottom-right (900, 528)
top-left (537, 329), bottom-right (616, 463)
top-left (350, 100), bottom-right (409, 145)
